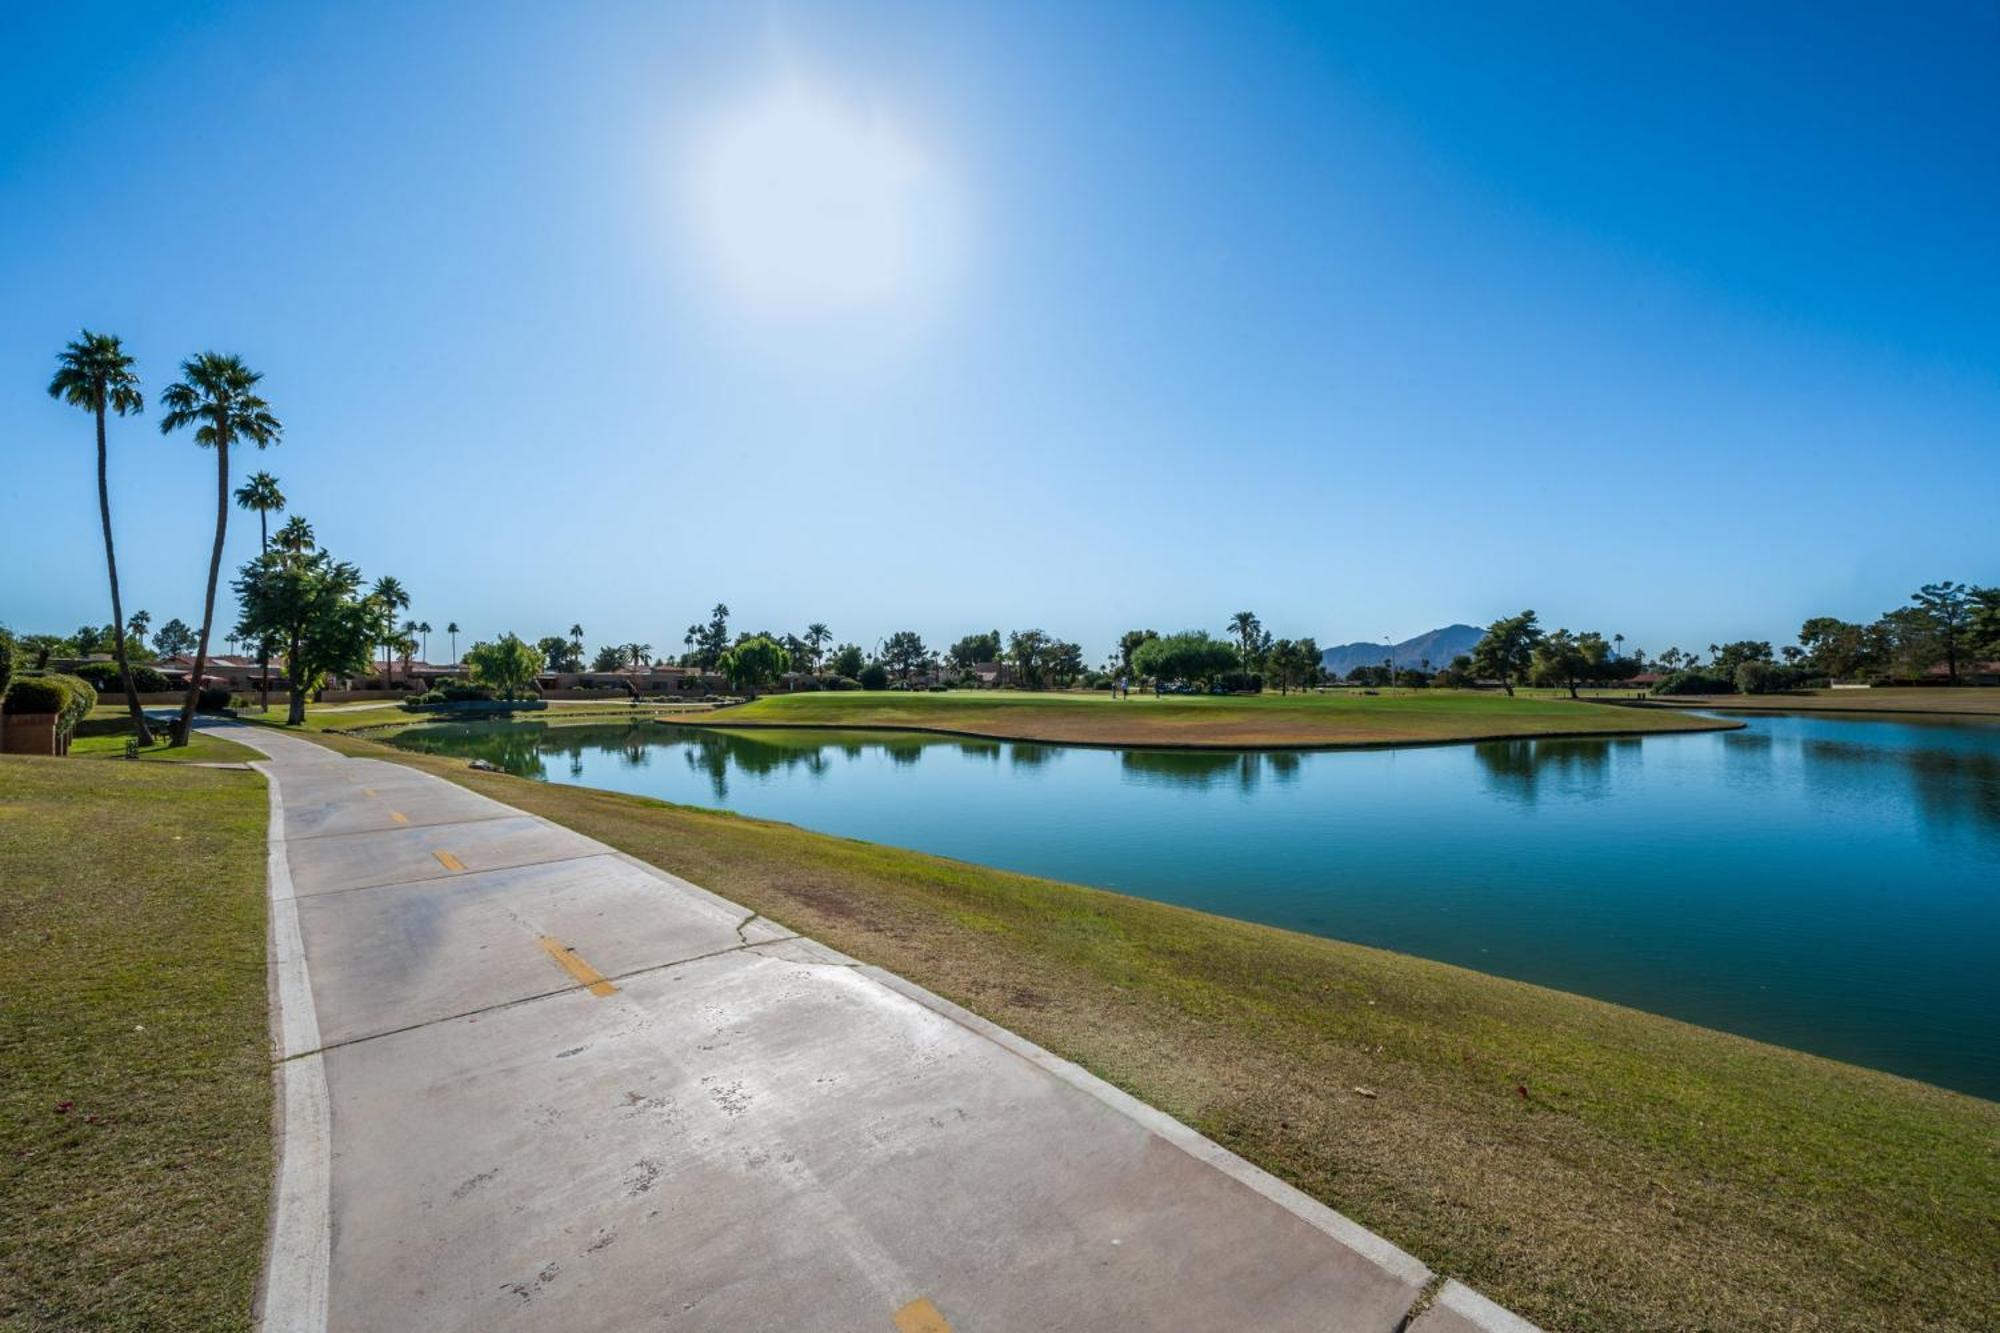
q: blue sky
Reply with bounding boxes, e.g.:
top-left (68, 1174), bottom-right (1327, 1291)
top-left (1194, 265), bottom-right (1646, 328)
top-left (4, 1), bottom-right (1995, 663)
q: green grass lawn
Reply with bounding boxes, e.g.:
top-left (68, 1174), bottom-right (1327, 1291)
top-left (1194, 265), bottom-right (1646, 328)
top-left (298, 726), bottom-right (1999, 1333)
top-left (687, 687), bottom-right (1737, 749)
top-left (233, 698), bottom-right (718, 737)
top-left (0, 755), bottom-right (271, 1330)
top-left (69, 727), bottom-right (265, 765)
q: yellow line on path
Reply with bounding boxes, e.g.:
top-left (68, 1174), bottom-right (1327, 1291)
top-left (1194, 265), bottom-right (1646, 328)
top-left (537, 936), bottom-right (618, 997)
top-left (389, 811), bottom-right (409, 825)
top-left (432, 849), bottom-right (466, 872)
top-left (892, 1297), bottom-right (952, 1333)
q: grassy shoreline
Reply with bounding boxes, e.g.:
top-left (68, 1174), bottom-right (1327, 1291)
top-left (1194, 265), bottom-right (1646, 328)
top-left (1637, 686), bottom-right (2000, 717)
top-left (0, 755), bottom-right (271, 1329)
top-left (673, 689), bottom-right (1739, 750)
top-left (256, 721), bottom-right (1997, 1332)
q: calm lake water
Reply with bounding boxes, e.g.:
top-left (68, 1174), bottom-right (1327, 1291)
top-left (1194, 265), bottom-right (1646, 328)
top-left (391, 712), bottom-right (2000, 1098)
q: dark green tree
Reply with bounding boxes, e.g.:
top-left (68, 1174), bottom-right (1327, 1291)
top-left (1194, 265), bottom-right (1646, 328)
top-left (1007, 629), bottom-right (1053, 688)
top-left (1132, 631), bottom-right (1239, 690)
top-left (1047, 640), bottom-right (1085, 688)
top-left (466, 633), bottom-right (544, 701)
top-left (1912, 581), bottom-right (1974, 682)
top-left (881, 630), bottom-right (931, 682)
top-left (1471, 611), bottom-right (1542, 696)
top-left (684, 603), bottom-right (731, 668)
top-left (154, 617), bottom-right (197, 658)
top-left (1970, 587), bottom-right (2000, 661)
top-left (829, 643), bottom-right (866, 678)
top-left (1117, 629), bottom-right (1159, 675)
top-left (537, 636), bottom-right (584, 672)
top-left (1530, 629), bottom-right (1609, 698)
top-left (233, 543), bottom-right (379, 725)
top-left (949, 630), bottom-right (1002, 669)
top-left (718, 635), bottom-right (792, 696)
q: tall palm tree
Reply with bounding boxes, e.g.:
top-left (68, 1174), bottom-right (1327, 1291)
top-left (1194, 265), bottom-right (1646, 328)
top-left (274, 514), bottom-right (315, 553)
top-left (126, 609), bottom-right (151, 654)
top-left (49, 332), bottom-right (153, 744)
top-left (569, 623), bottom-right (584, 649)
top-left (159, 353), bottom-right (281, 745)
top-left (447, 621), bottom-right (461, 664)
top-left (370, 576), bottom-right (410, 686)
top-left (806, 622), bottom-right (830, 674)
top-left (624, 642), bottom-right (652, 668)
top-left (417, 621), bottom-right (432, 662)
top-left (234, 470), bottom-right (286, 710)
top-left (1228, 611), bottom-right (1261, 663)
top-left (400, 619), bottom-right (419, 679)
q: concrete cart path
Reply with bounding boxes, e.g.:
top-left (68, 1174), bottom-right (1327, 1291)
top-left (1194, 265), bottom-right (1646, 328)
top-left (225, 723), bottom-right (1532, 1333)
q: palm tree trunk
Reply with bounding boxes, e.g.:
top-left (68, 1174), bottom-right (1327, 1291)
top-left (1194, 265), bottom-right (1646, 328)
top-left (174, 436), bottom-right (229, 747)
top-left (287, 627), bottom-right (307, 725)
top-left (96, 406), bottom-right (152, 746)
top-left (258, 511), bottom-right (271, 713)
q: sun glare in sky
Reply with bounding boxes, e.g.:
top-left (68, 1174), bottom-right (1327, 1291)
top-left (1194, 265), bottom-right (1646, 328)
top-left (691, 79), bottom-right (945, 315)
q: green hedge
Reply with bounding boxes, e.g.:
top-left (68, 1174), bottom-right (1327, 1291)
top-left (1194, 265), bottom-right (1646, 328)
top-left (4, 677), bottom-right (68, 715)
top-left (4, 672), bottom-right (99, 739)
top-left (74, 660), bottom-right (172, 693)
top-left (1650, 670), bottom-right (1736, 696)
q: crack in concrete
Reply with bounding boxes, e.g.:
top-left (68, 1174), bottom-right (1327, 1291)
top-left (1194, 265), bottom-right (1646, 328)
top-left (273, 932), bottom-right (802, 1063)
top-left (280, 808), bottom-right (521, 843)
top-left (271, 850), bottom-right (617, 904)
top-left (1393, 1273), bottom-right (1450, 1332)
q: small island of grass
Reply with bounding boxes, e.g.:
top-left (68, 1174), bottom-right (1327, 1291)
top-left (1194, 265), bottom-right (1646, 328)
top-left (679, 687), bottom-right (1739, 750)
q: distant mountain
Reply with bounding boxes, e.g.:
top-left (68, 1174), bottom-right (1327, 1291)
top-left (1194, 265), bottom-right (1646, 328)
top-left (1319, 624), bottom-right (1485, 678)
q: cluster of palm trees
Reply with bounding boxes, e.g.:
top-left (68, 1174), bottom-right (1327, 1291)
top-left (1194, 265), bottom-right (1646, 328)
top-left (51, 333), bottom-right (279, 746)
top-left (49, 329), bottom-right (462, 742)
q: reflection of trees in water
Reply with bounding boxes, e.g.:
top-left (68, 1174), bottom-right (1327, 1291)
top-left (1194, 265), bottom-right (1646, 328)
top-left (1117, 748), bottom-right (1304, 792)
top-left (396, 720), bottom-right (562, 777)
top-left (1008, 743), bottom-right (1058, 769)
top-left (1799, 735), bottom-right (2000, 836)
top-left (1473, 737), bottom-right (1628, 805)
top-left (882, 739), bottom-right (926, 767)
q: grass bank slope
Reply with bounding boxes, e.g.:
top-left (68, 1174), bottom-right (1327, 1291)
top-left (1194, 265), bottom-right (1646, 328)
top-left (0, 756), bottom-right (271, 1330)
top-left (296, 728), bottom-right (1997, 1332)
top-left (686, 688), bottom-right (1736, 749)
top-left (1642, 687), bottom-right (2000, 716)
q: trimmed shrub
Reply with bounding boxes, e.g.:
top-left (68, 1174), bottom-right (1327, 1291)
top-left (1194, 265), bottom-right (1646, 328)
top-left (1651, 670), bottom-right (1736, 696)
top-left (1213, 671), bottom-right (1264, 694)
top-left (196, 685), bottom-right (233, 713)
top-left (4, 676), bottom-right (69, 715)
top-left (7, 673), bottom-right (98, 740)
top-left (857, 663), bottom-right (889, 691)
top-left (74, 661), bottom-right (171, 693)
top-left (826, 675), bottom-right (861, 691)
